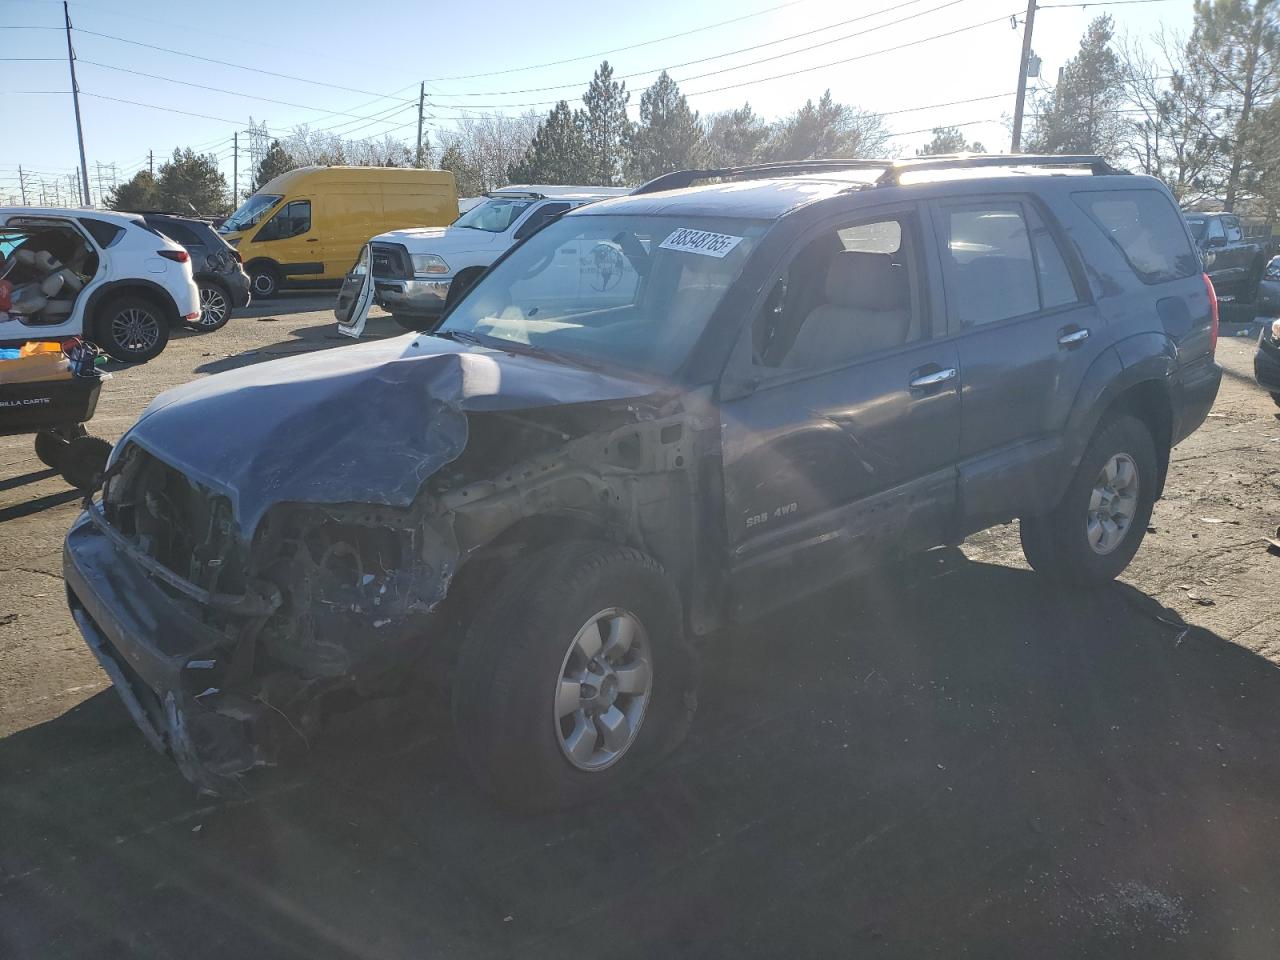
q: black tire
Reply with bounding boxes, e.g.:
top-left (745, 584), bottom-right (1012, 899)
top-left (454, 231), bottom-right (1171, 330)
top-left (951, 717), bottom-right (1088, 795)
top-left (92, 295), bottom-right (170, 363)
top-left (1020, 414), bottom-right (1158, 584)
top-left (1271, 392), bottom-right (1280, 408)
top-left (444, 269), bottom-right (483, 311)
top-left (191, 280), bottom-right (233, 332)
top-left (248, 264), bottom-right (280, 299)
top-left (453, 541), bottom-right (697, 812)
top-left (58, 435), bottom-right (113, 491)
top-left (34, 430), bottom-right (67, 471)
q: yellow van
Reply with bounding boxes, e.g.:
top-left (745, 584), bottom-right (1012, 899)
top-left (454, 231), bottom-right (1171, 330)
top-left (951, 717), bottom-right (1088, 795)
top-left (218, 166), bottom-right (457, 297)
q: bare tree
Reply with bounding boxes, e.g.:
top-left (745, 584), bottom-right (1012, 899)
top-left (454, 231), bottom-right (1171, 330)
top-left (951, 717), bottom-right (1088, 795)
top-left (435, 113), bottom-right (541, 192)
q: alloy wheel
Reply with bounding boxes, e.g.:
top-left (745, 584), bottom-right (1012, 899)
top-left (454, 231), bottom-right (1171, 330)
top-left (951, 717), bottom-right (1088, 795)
top-left (554, 608), bottom-right (653, 771)
top-left (110, 306), bottom-right (160, 354)
top-left (1087, 452), bottom-right (1139, 555)
top-left (198, 286), bottom-right (228, 328)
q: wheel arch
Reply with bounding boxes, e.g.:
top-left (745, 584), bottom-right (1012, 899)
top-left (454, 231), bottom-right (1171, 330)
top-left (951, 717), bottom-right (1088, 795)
top-left (84, 279), bottom-right (180, 327)
top-left (243, 256), bottom-right (280, 277)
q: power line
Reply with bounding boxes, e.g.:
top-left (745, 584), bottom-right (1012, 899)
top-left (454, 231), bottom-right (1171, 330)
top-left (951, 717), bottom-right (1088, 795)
top-left (79, 90), bottom-right (243, 124)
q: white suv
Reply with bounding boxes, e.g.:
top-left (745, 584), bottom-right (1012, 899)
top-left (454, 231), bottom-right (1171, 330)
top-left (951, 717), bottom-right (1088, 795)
top-left (0, 208), bottom-right (200, 362)
top-left (364, 186), bottom-right (631, 332)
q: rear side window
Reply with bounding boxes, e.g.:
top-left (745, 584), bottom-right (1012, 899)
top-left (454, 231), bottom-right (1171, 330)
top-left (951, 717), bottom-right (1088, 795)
top-left (1224, 217), bottom-right (1243, 242)
top-left (938, 203), bottom-right (1040, 326)
top-left (78, 218), bottom-right (124, 248)
top-left (1073, 189), bottom-right (1199, 284)
top-left (153, 220), bottom-right (204, 247)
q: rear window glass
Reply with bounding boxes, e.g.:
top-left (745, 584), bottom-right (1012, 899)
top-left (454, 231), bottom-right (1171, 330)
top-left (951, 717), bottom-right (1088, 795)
top-left (78, 218), bottom-right (124, 248)
top-left (1073, 189), bottom-right (1199, 284)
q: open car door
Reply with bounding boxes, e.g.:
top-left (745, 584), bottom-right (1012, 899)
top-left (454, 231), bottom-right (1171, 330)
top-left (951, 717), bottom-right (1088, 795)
top-left (335, 244), bottom-right (375, 338)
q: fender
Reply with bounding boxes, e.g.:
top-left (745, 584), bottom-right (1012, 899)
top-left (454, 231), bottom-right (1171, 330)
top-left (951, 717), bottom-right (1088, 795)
top-left (82, 278), bottom-right (182, 327)
top-left (1056, 332), bottom-right (1176, 500)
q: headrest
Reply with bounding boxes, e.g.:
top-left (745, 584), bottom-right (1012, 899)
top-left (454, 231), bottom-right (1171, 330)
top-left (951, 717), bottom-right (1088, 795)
top-left (823, 251), bottom-right (906, 311)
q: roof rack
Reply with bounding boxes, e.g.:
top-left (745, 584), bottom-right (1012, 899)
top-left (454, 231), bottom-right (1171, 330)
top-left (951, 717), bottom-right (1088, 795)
top-left (631, 154), bottom-right (1125, 195)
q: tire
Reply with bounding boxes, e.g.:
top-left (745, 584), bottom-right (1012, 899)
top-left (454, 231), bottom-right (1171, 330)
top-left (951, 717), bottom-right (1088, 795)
top-left (191, 281), bottom-right (233, 331)
top-left (34, 430), bottom-right (66, 470)
top-left (444, 269), bottom-right (482, 311)
top-left (248, 264), bottom-right (280, 299)
top-left (1020, 414), bottom-right (1158, 584)
top-left (92, 295), bottom-right (170, 363)
top-left (452, 541), bottom-right (697, 811)
top-left (58, 435), bottom-right (112, 491)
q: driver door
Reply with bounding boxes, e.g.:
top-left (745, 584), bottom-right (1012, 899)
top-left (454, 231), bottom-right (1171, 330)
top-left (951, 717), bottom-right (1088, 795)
top-left (335, 244), bottom-right (375, 338)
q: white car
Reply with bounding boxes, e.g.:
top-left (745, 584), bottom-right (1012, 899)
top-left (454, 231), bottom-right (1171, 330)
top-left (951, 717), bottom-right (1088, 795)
top-left (0, 207), bottom-right (200, 362)
top-left (361, 186), bottom-right (632, 333)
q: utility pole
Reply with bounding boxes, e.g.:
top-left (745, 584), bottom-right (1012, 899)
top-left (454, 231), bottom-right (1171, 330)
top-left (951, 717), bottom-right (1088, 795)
top-left (416, 82), bottom-right (426, 168)
top-left (17, 166), bottom-right (28, 205)
top-left (1010, 0), bottom-right (1037, 153)
top-left (232, 131), bottom-right (239, 206)
top-left (148, 150), bottom-right (154, 177)
top-left (63, 1), bottom-right (91, 206)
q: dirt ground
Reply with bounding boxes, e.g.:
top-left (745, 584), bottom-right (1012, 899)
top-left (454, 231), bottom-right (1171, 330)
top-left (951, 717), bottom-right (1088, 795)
top-left (1, 300), bottom-right (1278, 959)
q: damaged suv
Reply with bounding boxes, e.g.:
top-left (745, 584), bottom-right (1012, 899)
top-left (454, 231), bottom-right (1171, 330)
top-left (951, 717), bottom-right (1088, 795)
top-left (64, 156), bottom-right (1221, 809)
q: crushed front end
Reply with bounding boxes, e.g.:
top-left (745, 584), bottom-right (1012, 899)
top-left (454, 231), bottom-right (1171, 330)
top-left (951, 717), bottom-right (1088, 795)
top-left (64, 443), bottom-right (455, 793)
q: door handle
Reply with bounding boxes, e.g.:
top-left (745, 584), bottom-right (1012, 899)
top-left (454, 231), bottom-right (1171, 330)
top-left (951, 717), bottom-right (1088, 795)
top-left (1058, 327), bottom-right (1090, 347)
top-left (909, 367), bottom-right (957, 389)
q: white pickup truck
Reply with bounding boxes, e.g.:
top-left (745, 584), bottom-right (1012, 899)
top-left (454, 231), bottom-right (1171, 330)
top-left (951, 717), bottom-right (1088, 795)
top-left (365, 186), bottom-right (631, 332)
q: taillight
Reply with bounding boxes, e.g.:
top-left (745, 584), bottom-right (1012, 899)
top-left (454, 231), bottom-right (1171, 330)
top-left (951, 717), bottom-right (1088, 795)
top-left (1203, 273), bottom-right (1218, 355)
top-left (158, 249), bottom-right (190, 263)
top-left (229, 250), bottom-right (242, 263)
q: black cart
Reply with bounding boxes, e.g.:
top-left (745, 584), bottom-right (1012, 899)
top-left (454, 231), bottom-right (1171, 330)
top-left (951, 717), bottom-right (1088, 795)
top-left (0, 372), bottom-right (112, 489)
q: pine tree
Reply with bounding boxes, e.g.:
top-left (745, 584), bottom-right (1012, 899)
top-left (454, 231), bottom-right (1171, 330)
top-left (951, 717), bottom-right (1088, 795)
top-left (763, 91), bottom-right (891, 161)
top-left (155, 148), bottom-right (230, 215)
top-left (703, 104), bottom-right (769, 166)
top-left (106, 171), bottom-right (162, 212)
top-left (440, 144), bottom-right (484, 196)
top-left (507, 101), bottom-right (593, 184)
top-left (251, 140), bottom-right (297, 192)
top-left (916, 126), bottom-right (986, 156)
top-left (582, 61), bottom-right (632, 185)
top-left (628, 72), bottom-right (703, 182)
top-left (1024, 16), bottom-right (1126, 157)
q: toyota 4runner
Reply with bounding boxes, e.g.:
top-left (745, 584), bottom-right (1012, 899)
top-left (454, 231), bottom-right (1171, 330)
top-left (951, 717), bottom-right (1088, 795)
top-left (64, 156), bottom-right (1221, 809)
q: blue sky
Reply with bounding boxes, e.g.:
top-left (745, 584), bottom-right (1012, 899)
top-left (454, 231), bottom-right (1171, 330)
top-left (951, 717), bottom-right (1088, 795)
top-left (1, 0), bottom-right (1193, 205)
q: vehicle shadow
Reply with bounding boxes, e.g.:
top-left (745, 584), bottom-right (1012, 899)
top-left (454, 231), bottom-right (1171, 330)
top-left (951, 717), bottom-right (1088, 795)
top-left (3, 551), bottom-right (1279, 959)
top-left (192, 313), bottom-right (403, 377)
top-left (0, 467), bottom-right (57, 493)
top-left (0, 486), bottom-right (81, 523)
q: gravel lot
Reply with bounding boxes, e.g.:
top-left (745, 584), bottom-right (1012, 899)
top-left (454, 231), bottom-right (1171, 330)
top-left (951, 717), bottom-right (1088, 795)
top-left (1, 300), bottom-right (1278, 958)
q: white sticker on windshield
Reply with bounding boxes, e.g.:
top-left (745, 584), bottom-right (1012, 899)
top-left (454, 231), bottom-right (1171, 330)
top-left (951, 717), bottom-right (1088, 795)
top-left (659, 227), bottom-right (744, 259)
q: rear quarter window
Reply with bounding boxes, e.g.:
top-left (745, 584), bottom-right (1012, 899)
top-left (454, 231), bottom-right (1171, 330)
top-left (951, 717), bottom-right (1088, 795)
top-left (1072, 189), bottom-right (1199, 285)
top-left (78, 217), bottom-right (124, 248)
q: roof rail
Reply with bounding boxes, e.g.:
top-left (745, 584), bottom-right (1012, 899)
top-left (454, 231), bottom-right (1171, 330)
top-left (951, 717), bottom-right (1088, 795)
top-left (631, 154), bottom-right (1126, 196)
top-left (631, 159), bottom-right (887, 195)
top-left (874, 153), bottom-right (1124, 186)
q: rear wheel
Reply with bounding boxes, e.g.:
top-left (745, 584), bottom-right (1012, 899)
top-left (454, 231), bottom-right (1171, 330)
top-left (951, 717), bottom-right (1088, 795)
top-left (191, 281), bottom-right (232, 331)
top-left (453, 541), bottom-right (697, 811)
top-left (1021, 415), bottom-right (1158, 583)
top-left (34, 427), bottom-right (79, 470)
top-left (92, 295), bottom-right (170, 363)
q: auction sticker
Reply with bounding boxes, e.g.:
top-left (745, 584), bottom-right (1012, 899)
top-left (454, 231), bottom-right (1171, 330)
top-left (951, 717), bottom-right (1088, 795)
top-left (659, 227), bottom-right (744, 259)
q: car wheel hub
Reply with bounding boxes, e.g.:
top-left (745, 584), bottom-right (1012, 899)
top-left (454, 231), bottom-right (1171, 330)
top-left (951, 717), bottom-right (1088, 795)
top-left (199, 288), bottom-right (227, 326)
top-left (554, 608), bottom-right (652, 772)
top-left (111, 307), bottom-right (159, 351)
top-left (1087, 452), bottom-right (1139, 555)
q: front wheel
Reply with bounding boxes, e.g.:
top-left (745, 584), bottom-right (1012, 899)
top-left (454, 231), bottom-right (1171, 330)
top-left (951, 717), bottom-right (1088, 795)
top-left (93, 295), bottom-right (170, 363)
top-left (452, 542), bottom-right (697, 811)
top-left (1020, 415), bottom-right (1158, 583)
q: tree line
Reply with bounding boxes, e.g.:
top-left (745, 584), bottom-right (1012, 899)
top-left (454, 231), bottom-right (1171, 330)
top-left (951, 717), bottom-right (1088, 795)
top-left (106, 0), bottom-right (1277, 219)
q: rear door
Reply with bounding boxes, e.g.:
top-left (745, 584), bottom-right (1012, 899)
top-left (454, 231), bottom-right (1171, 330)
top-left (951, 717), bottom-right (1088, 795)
top-left (928, 195), bottom-right (1103, 532)
top-left (335, 243), bottom-right (375, 338)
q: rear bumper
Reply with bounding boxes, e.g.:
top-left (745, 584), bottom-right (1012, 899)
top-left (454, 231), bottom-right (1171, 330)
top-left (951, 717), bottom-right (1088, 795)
top-left (1255, 333), bottom-right (1280, 393)
top-left (1171, 360), bottom-right (1222, 446)
top-left (63, 509), bottom-right (276, 791)
top-left (373, 277), bottom-right (451, 317)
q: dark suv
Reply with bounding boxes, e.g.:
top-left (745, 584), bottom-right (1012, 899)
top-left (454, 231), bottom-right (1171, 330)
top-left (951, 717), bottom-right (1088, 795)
top-left (65, 156), bottom-right (1221, 809)
top-left (144, 213), bottom-right (251, 331)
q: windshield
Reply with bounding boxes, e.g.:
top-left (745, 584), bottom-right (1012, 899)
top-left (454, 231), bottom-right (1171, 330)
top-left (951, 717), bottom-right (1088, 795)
top-left (1185, 217), bottom-right (1207, 240)
top-left (437, 213), bottom-right (766, 377)
top-left (453, 198), bottom-right (537, 233)
top-left (220, 194), bottom-right (282, 233)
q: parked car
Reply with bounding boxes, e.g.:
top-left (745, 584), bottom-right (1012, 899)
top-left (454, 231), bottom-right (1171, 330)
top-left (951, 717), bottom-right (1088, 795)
top-left (359, 185), bottom-right (632, 333)
top-left (65, 155), bottom-right (1221, 809)
top-left (143, 213), bottom-right (250, 332)
top-left (1184, 212), bottom-right (1267, 304)
top-left (0, 207), bottom-right (199, 362)
top-left (1256, 255), bottom-right (1280, 315)
top-left (218, 166), bottom-right (459, 298)
top-left (1255, 318), bottom-right (1280, 407)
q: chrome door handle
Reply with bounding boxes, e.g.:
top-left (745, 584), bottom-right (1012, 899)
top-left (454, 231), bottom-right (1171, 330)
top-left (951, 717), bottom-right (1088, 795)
top-left (1058, 328), bottom-right (1090, 346)
top-left (909, 367), bottom-right (957, 389)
